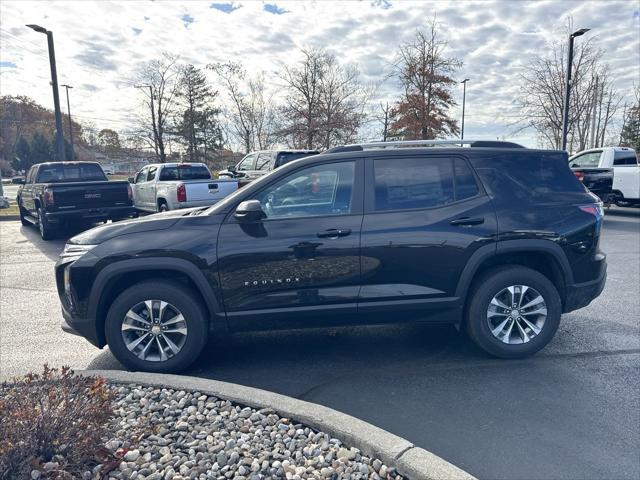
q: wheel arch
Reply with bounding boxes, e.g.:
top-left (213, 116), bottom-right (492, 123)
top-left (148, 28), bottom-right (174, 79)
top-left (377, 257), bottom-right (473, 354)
top-left (456, 240), bottom-right (573, 313)
top-left (88, 258), bottom-right (224, 347)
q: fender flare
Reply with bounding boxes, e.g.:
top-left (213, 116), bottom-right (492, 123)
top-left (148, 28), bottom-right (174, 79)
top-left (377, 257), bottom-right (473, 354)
top-left (455, 239), bottom-right (573, 298)
top-left (88, 257), bottom-right (224, 335)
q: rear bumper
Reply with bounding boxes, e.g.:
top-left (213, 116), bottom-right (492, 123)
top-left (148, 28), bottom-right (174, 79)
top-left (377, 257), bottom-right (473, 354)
top-left (45, 205), bottom-right (136, 223)
top-left (564, 265), bottom-right (607, 313)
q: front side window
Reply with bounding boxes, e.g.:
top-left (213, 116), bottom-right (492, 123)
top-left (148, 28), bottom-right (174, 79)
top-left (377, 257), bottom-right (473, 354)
top-left (569, 151), bottom-right (602, 168)
top-left (254, 162), bottom-right (355, 219)
top-left (237, 154), bottom-right (256, 171)
top-left (374, 157), bottom-right (456, 211)
top-left (256, 153), bottom-right (275, 171)
top-left (135, 168), bottom-right (148, 184)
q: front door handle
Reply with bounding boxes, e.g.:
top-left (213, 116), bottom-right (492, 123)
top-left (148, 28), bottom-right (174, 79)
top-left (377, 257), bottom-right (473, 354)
top-left (450, 217), bottom-right (484, 226)
top-left (317, 228), bottom-right (352, 238)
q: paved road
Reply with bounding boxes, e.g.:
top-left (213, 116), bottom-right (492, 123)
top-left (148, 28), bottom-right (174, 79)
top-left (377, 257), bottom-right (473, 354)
top-left (1, 209), bottom-right (638, 480)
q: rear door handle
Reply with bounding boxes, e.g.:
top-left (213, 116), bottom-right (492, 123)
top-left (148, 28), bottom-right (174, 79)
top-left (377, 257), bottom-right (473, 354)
top-left (317, 228), bottom-right (352, 238)
top-left (450, 217), bottom-right (484, 226)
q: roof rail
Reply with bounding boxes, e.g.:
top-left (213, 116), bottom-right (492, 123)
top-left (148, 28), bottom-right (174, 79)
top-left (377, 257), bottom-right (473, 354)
top-left (325, 139), bottom-right (525, 154)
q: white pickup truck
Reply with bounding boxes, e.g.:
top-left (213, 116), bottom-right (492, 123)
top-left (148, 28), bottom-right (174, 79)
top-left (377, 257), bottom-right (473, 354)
top-left (130, 163), bottom-right (238, 213)
top-left (569, 147), bottom-right (639, 207)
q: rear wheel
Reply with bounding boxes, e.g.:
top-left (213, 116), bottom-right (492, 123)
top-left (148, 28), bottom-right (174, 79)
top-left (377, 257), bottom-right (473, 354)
top-left (37, 208), bottom-right (56, 240)
top-left (465, 266), bottom-right (561, 358)
top-left (105, 281), bottom-right (208, 373)
top-left (158, 201), bottom-right (169, 212)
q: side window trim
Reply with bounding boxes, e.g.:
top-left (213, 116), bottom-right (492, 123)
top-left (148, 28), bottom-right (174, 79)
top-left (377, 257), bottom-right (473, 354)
top-left (363, 154), bottom-right (485, 214)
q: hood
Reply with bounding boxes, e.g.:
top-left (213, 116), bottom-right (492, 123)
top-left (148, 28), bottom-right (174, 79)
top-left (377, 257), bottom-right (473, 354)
top-left (69, 207), bottom-right (203, 245)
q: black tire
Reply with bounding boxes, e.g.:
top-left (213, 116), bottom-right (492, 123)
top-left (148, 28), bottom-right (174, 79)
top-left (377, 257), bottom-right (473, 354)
top-left (105, 280), bottom-right (208, 373)
top-left (37, 208), bottom-right (56, 240)
top-left (158, 201), bottom-right (169, 212)
top-left (18, 202), bottom-right (30, 226)
top-left (465, 266), bottom-right (561, 358)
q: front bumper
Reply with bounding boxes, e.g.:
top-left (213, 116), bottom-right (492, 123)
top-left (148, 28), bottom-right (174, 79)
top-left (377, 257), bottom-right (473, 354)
top-left (45, 205), bottom-right (137, 223)
top-left (60, 303), bottom-right (103, 348)
top-left (564, 265), bottom-right (607, 313)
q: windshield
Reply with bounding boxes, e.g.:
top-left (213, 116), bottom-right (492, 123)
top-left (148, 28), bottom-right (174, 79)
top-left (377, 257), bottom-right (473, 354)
top-left (159, 165), bottom-right (211, 180)
top-left (36, 163), bottom-right (107, 183)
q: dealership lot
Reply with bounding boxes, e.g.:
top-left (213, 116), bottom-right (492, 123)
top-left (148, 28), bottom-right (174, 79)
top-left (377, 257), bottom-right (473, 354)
top-left (0, 208), bottom-right (638, 479)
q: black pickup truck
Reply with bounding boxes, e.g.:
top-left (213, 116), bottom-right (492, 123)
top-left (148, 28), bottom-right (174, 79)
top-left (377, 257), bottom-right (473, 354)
top-left (17, 162), bottom-right (136, 240)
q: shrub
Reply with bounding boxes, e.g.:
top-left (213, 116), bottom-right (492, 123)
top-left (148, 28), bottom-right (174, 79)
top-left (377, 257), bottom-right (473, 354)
top-left (0, 365), bottom-right (115, 479)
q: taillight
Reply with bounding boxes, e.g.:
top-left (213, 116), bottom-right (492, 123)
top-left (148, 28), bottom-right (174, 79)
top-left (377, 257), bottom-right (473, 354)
top-left (573, 171), bottom-right (585, 182)
top-left (43, 188), bottom-right (54, 206)
top-left (127, 183), bottom-right (133, 203)
top-left (177, 183), bottom-right (186, 202)
top-left (579, 204), bottom-right (604, 219)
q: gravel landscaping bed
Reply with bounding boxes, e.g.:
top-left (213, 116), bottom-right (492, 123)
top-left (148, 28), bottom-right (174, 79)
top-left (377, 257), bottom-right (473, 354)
top-left (80, 383), bottom-right (406, 480)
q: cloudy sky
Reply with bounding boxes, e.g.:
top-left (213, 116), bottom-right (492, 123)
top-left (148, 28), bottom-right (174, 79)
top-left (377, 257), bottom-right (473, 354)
top-left (1, 0), bottom-right (638, 149)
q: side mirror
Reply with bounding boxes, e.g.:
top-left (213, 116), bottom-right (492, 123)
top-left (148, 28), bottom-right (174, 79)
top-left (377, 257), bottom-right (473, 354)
top-left (234, 200), bottom-right (266, 222)
top-left (128, 177), bottom-right (135, 184)
top-left (227, 164), bottom-right (237, 172)
top-left (17, 178), bottom-right (25, 185)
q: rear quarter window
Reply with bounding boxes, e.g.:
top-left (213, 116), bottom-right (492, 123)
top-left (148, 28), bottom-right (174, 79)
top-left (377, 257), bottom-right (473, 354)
top-left (613, 151), bottom-right (638, 166)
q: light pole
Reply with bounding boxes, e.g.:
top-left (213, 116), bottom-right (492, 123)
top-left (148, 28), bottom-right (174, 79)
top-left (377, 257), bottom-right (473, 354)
top-left (26, 24), bottom-right (66, 161)
top-left (561, 28), bottom-right (590, 152)
top-left (61, 84), bottom-right (74, 159)
top-left (461, 78), bottom-right (470, 140)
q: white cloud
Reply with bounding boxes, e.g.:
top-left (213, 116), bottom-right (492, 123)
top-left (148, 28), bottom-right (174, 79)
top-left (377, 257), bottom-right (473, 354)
top-left (0, 0), bottom-right (638, 148)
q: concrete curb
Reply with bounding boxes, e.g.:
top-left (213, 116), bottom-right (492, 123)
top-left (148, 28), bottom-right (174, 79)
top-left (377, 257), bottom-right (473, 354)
top-left (81, 370), bottom-right (475, 480)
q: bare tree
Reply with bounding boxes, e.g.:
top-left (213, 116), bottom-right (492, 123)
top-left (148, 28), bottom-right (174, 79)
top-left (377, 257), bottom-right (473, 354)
top-left (134, 54), bottom-right (181, 162)
top-left (279, 48), bottom-right (367, 149)
top-left (389, 18), bottom-right (462, 140)
top-left (517, 36), bottom-right (622, 152)
top-left (208, 62), bottom-right (278, 153)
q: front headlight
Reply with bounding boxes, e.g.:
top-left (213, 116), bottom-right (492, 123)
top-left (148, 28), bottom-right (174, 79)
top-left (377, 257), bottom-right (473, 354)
top-left (60, 243), bottom-right (97, 261)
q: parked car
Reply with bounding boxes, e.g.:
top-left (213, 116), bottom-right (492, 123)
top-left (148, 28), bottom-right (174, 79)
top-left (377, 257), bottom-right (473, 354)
top-left (130, 163), bottom-right (238, 213)
top-left (569, 147), bottom-right (639, 206)
top-left (17, 162), bottom-right (136, 240)
top-left (218, 149), bottom-right (319, 186)
top-left (56, 140), bottom-right (606, 373)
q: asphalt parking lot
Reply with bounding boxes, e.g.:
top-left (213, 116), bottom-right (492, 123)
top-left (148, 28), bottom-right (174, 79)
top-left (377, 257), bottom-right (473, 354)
top-left (1, 209), bottom-right (638, 480)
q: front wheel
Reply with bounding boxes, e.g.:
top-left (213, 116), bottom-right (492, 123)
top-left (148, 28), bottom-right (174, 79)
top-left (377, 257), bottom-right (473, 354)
top-left (465, 266), bottom-right (561, 358)
top-left (105, 281), bottom-right (208, 373)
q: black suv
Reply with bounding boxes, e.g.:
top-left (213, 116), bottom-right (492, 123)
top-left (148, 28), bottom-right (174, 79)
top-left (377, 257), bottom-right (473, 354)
top-left (56, 140), bottom-right (607, 373)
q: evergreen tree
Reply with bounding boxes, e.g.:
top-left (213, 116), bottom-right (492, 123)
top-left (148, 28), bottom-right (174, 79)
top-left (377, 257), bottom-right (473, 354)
top-left (175, 65), bottom-right (221, 162)
top-left (12, 136), bottom-right (32, 172)
top-left (620, 104), bottom-right (640, 152)
top-left (30, 133), bottom-right (52, 164)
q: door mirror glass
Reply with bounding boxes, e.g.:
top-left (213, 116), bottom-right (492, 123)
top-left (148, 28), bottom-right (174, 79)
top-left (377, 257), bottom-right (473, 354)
top-left (227, 164), bottom-right (237, 172)
top-left (235, 199), bottom-right (266, 222)
top-left (128, 176), bottom-right (135, 184)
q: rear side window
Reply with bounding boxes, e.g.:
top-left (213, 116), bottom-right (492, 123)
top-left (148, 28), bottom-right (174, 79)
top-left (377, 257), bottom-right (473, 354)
top-left (277, 152), bottom-right (318, 166)
top-left (147, 167), bottom-right (157, 181)
top-left (613, 151), bottom-right (638, 166)
top-left (36, 163), bottom-right (107, 183)
top-left (159, 165), bottom-right (211, 180)
top-left (373, 157), bottom-right (480, 211)
top-left (256, 154), bottom-right (275, 171)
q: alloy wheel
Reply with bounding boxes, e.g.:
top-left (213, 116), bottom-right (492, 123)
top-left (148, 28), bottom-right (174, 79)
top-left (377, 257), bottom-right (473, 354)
top-left (121, 300), bottom-right (188, 362)
top-left (486, 285), bottom-right (547, 345)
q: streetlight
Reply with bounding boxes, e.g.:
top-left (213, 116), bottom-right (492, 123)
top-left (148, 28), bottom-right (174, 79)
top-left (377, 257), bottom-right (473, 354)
top-left (561, 28), bottom-right (591, 152)
top-left (460, 78), bottom-right (470, 140)
top-left (26, 24), bottom-right (66, 161)
top-left (60, 84), bottom-right (74, 160)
